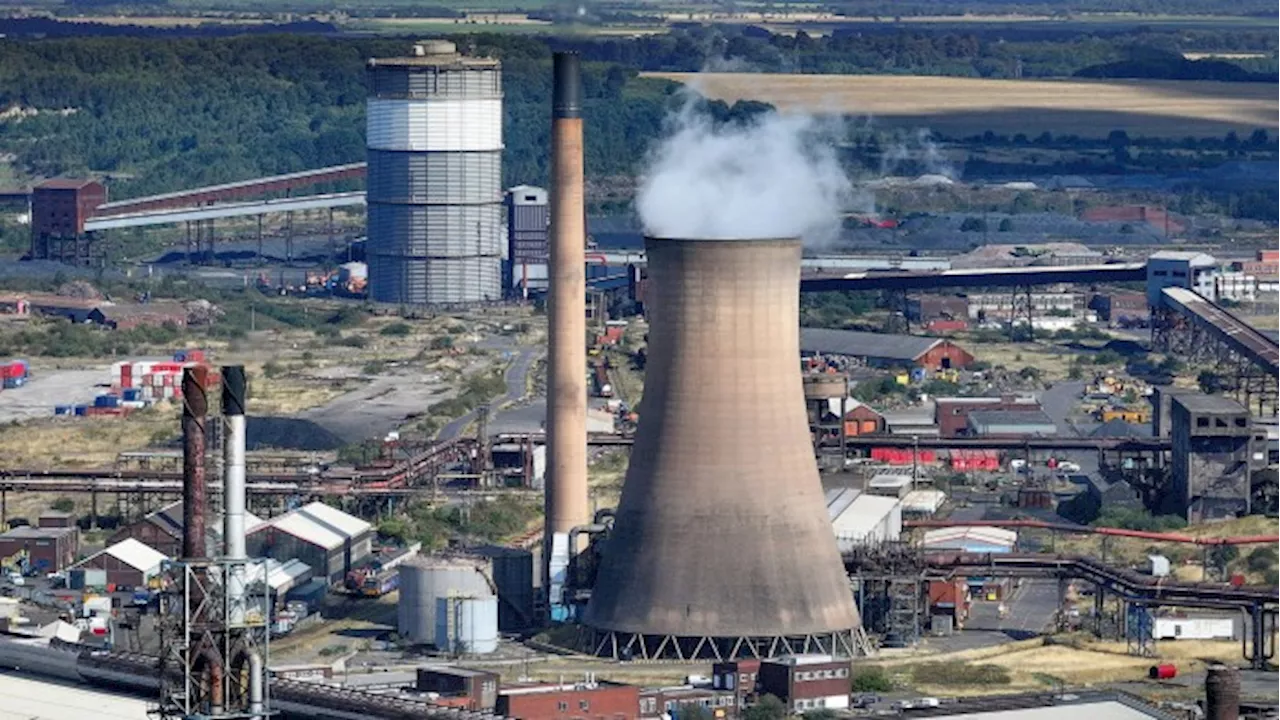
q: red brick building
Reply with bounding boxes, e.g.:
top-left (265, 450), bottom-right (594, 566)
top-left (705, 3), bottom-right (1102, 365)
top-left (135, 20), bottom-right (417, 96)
top-left (497, 681), bottom-right (638, 720)
top-left (928, 579), bottom-right (971, 631)
top-left (801, 328), bottom-right (974, 371)
top-left (1238, 249), bottom-right (1279, 281)
top-left (935, 396), bottom-right (1041, 439)
top-left (0, 525), bottom-right (80, 574)
top-left (907, 295), bottom-right (969, 323)
top-left (757, 656), bottom-right (851, 713)
top-left (1080, 205), bottom-right (1184, 235)
top-left (1089, 292), bottom-right (1149, 325)
top-left (417, 667), bottom-right (499, 711)
top-left (638, 687), bottom-right (737, 719)
top-left (712, 659), bottom-right (762, 710)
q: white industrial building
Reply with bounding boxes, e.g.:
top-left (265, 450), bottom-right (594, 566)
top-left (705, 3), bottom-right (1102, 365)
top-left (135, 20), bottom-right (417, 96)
top-left (825, 488), bottom-right (902, 551)
top-left (246, 502), bottom-right (372, 584)
top-left (867, 474), bottom-right (913, 499)
top-left (922, 526), bottom-right (1017, 553)
top-left (901, 489), bottom-right (947, 517)
top-left (1154, 616), bottom-right (1235, 641)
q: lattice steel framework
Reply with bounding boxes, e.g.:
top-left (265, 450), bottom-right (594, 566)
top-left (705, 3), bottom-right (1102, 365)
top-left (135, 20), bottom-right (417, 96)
top-left (154, 558), bottom-right (273, 720)
top-left (1152, 305), bottom-right (1278, 417)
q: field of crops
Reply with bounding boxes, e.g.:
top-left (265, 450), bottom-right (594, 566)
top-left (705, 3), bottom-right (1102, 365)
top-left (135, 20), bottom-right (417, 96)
top-left (646, 72), bottom-right (1278, 138)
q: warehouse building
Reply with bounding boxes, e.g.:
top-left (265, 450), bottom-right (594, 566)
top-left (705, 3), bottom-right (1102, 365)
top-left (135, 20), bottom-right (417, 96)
top-left (1089, 292), bottom-right (1149, 326)
top-left (71, 538), bottom-right (167, 588)
top-left (800, 328), bottom-right (973, 371)
top-left (822, 397), bottom-right (886, 437)
top-left (906, 295), bottom-right (969, 323)
top-left (967, 409), bottom-right (1059, 438)
top-left (922, 526), bottom-right (1017, 554)
top-left (247, 502), bottom-right (372, 584)
top-left (826, 488), bottom-right (902, 551)
top-left (109, 500), bottom-right (265, 558)
top-left (0, 525), bottom-right (80, 574)
top-left (935, 396), bottom-right (1041, 438)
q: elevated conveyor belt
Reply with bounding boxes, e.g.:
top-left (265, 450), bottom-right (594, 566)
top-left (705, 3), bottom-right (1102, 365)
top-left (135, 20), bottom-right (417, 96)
top-left (92, 163), bottom-right (367, 217)
top-left (84, 191), bottom-right (366, 231)
top-left (1161, 286), bottom-right (1279, 376)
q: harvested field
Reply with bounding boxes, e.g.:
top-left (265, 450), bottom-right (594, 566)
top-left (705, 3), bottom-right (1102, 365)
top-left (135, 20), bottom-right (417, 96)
top-left (643, 72), bottom-right (1279, 138)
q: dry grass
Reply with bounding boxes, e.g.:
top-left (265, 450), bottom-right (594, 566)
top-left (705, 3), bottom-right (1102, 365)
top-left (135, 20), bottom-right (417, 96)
top-left (0, 406), bottom-right (176, 467)
top-left (643, 72), bottom-right (1278, 138)
top-left (965, 339), bottom-right (1080, 380)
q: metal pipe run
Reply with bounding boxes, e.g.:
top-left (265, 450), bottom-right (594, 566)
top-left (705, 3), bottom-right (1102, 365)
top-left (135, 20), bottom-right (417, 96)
top-left (249, 651), bottom-right (265, 720)
top-left (181, 366), bottom-right (209, 560)
top-left (222, 365), bottom-right (248, 624)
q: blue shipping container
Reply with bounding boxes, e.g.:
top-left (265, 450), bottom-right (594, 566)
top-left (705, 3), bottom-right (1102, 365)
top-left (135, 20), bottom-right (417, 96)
top-left (122, 389), bottom-right (142, 401)
top-left (74, 405), bottom-right (88, 416)
top-left (94, 395), bottom-right (110, 408)
top-left (54, 405), bottom-right (71, 416)
top-left (2, 377), bottom-right (23, 389)
top-left (173, 351), bottom-right (187, 362)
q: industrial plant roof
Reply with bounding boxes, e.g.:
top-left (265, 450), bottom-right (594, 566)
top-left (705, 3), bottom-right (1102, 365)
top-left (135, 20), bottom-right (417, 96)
top-left (800, 328), bottom-right (945, 361)
top-left (831, 495), bottom-right (900, 540)
top-left (259, 502), bottom-right (370, 551)
top-left (917, 694), bottom-right (1174, 719)
top-left (922, 526), bottom-right (1017, 550)
top-left (869, 474), bottom-right (913, 489)
top-left (255, 559), bottom-right (312, 592)
top-left (147, 500), bottom-right (265, 538)
top-left (1150, 250), bottom-right (1216, 266)
top-left (967, 410), bottom-right (1058, 435)
top-left (81, 538), bottom-right (168, 573)
top-left (0, 526), bottom-right (76, 540)
top-left (1171, 392), bottom-right (1248, 414)
top-left (824, 488), bottom-right (862, 522)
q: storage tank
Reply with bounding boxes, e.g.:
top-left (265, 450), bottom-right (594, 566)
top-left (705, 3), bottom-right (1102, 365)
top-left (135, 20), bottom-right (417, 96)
top-left (434, 595), bottom-right (498, 655)
top-left (365, 40), bottom-right (503, 305)
top-left (397, 555), bottom-right (494, 645)
top-left (473, 545), bottom-right (534, 631)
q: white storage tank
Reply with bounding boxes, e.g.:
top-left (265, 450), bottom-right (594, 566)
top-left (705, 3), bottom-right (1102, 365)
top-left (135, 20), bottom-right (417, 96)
top-left (434, 595), bottom-right (498, 655)
top-left (397, 555), bottom-right (494, 646)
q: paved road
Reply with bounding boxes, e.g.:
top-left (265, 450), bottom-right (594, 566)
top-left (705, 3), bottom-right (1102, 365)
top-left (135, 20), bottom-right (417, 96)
top-left (0, 367), bottom-right (106, 423)
top-left (929, 579), bottom-right (1059, 653)
top-left (437, 345), bottom-right (540, 441)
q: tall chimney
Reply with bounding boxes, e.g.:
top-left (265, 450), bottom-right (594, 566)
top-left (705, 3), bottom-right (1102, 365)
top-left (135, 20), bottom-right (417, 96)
top-left (222, 366), bottom-right (248, 622)
top-left (181, 366), bottom-right (210, 560)
top-left (546, 53), bottom-right (589, 561)
top-left (584, 237), bottom-right (862, 659)
top-left (1205, 664), bottom-right (1240, 720)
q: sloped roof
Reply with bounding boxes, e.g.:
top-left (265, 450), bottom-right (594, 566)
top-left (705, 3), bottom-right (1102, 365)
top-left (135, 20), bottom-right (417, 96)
top-left (257, 502), bottom-right (370, 552)
top-left (87, 538), bottom-right (168, 573)
top-left (294, 501), bottom-right (371, 539)
top-left (923, 526), bottom-right (1017, 550)
top-left (800, 328), bottom-right (944, 362)
top-left (1091, 419), bottom-right (1147, 438)
top-left (832, 494), bottom-right (900, 539)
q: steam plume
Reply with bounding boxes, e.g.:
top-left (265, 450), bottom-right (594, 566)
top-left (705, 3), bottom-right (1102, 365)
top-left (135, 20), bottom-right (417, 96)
top-left (635, 92), bottom-right (855, 245)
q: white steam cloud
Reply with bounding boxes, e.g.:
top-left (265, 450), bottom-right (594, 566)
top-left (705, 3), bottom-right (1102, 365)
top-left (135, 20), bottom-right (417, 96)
top-left (635, 92), bottom-right (855, 246)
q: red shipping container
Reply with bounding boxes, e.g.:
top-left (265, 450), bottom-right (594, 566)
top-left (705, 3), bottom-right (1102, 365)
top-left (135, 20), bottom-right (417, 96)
top-left (121, 363), bottom-right (133, 389)
top-left (186, 349), bottom-right (206, 362)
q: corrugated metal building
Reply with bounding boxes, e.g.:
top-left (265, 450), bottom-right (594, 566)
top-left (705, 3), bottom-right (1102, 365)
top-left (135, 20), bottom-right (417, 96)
top-left (30, 178), bottom-right (107, 261)
top-left (505, 185), bottom-right (549, 296)
top-left (922, 526), bottom-right (1017, 554)
top-left (365, 41), bottom-right (504, 305)
top-left (967, 409), bottom-right (1058, 438)
top-left (247, 502), bottom-right (372, 584)
top-left (801, 328), bottom-right (974, 371)
top-left (935, 396), bottom-right (1041, 438)
top-left (109, 500), bottom-right (265, 559)
top-left (825, 489), bottom-right (902, 551)
top-left (71, 538), bottom-right (167, 588)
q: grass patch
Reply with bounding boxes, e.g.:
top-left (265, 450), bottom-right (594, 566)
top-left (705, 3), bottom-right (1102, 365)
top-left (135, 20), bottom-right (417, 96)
top-left (909, 661), bottom-right (1011, 687)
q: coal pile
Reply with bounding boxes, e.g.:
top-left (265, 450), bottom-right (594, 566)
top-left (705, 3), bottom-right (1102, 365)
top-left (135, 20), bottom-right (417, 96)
top-left (246, 416), bottom-right (344, 451)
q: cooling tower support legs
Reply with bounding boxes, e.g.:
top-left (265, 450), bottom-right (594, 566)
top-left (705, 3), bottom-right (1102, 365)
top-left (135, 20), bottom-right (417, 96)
top-left (583, 629), bottom-right (861, 661)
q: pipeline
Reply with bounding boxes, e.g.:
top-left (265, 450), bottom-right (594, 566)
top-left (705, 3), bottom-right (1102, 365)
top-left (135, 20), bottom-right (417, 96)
top-left (904, 518), bottom-right (1279, 546)
top-left (250, 652), bottom-right (265, 720)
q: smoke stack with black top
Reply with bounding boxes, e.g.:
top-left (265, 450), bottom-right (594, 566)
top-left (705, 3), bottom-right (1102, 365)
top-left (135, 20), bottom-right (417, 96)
top-left (545, 52), bottom-right (589, 579)
top-left (222, 366), bottom-right (248, 622)
top-left (181, 366), bottom-right (209, 560)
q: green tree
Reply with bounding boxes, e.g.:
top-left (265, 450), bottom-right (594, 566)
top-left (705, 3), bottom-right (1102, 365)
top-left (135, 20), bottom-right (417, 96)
top-left (744, 695), bottom-right (787, 720)
top-left (998, 218), bottom-right (1013, 232)
top-left (50, 497), bottom-right (75, 513)
top-left (675, 704), bottom-right (713, 720)
top-left (850, 665), bottom-right (894, 692)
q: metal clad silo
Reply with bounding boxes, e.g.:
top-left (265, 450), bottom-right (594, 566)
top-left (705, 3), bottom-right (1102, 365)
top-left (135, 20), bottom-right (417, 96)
top-left (474, 544), bottom-right (535, 631)
top-left (397, 555), bottom-right (494, 646)
top-left (366, 40), bottom-right (503, 305)
top-left (434, 595), bottom-right (499, 655)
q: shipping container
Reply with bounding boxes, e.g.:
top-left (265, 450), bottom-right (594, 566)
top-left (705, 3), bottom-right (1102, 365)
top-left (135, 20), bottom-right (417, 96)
top-left (1154, 617), bottom-right (1235, 640)
top-left (73, 406), bottom-right (88, 417)
top-left (54, 406), bottom-right (72, 416)
top-left (70, 568), bottom-right (108, 590)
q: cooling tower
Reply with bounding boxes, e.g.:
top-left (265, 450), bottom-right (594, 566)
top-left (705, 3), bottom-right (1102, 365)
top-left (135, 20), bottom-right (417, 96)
top-left (584, 237), bottom-right (861, 660)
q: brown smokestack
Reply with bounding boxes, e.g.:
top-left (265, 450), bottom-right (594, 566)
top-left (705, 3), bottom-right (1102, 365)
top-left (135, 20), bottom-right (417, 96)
top-left (546, 52), bottom-right (589, 554)
top-left (1205, 664), bottom-right (1240, 720)
top-left (182, 365), bottom-right (209, 560)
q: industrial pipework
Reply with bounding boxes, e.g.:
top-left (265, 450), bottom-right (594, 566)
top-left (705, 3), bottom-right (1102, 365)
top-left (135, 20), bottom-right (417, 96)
top-left (181, 366), bottom-right (209, 560)
top-left (583, 237), bottom-right (863, 660)
top-left (222, 365), bottom-right (247, 624)
top-left (545, 52), bottom-right (589, 583)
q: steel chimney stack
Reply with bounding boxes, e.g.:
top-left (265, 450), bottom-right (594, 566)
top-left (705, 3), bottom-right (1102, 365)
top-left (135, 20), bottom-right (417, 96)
top-left (546, 52), bottom-right (589, 560)
top-left (181, 366), bottom-right (209, 560)
top-left (222, 365), bottom-right (248, 624)
top-left (584, 237), bottom-right (862, 659)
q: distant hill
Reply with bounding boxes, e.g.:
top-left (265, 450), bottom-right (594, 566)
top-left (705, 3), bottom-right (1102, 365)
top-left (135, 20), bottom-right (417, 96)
top-left (1075, 48), bottom-right (1277, 83)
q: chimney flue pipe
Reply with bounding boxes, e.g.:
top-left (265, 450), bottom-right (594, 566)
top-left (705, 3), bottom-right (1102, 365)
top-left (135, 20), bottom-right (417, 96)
top-left (181, 366), bottom-right (210, 560)
top-left (222, 365), bottom-right (247, 623)
top-left (546, 51), bottom-right (590, 568)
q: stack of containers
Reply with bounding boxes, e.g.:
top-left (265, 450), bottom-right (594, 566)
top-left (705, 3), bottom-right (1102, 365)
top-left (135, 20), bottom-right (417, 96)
top-left (1, 360), bottom-right (30, 389)
top-left (949, 449), bottom-right (1000, 471)
top-left (869, 447), bottom-right (938, 466)
top-left (110, 352), bottom-right (217, 405)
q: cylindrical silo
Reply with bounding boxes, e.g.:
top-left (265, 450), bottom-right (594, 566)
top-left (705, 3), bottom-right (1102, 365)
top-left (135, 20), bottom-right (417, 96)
top-left (583, 237), bottom-right (862, 660)
top-left (397, 555), bottom-right (494, 646)
top-left (434, 595), bottom-right (499, 655)
top-left (366, 40), bottom-right (503, 305)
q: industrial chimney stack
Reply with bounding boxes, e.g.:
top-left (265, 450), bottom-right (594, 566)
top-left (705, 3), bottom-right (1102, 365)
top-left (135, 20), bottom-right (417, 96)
top-left (181, 366), bottom-right (209, 560)
top-left (545, 53), bottom-right (589, 582)
top-left (584, 237), bottom-right (862, 659)
top-left (222, 366), bottom-right (248, 623)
